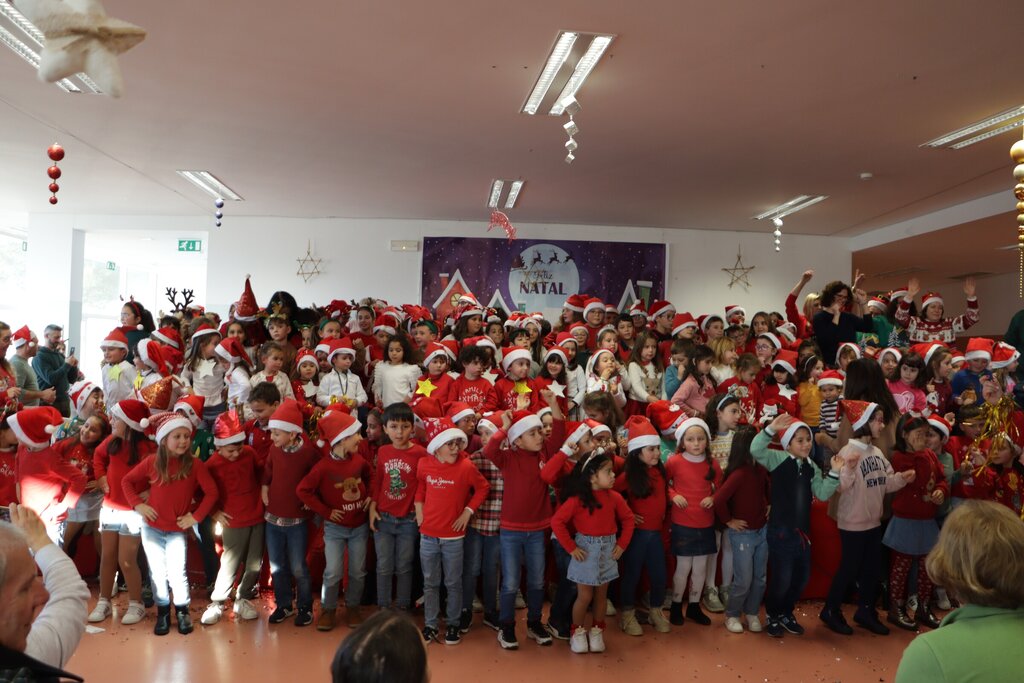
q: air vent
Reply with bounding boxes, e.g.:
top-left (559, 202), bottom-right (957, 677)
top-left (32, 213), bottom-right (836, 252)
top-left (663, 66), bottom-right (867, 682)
top-left (868, 266), bottom-right (926, 279)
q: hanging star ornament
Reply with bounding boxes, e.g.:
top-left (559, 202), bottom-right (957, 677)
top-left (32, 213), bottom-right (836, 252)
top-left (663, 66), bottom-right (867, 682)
top-left (14, 0), bottom-right (147, 98)
top-left (548, 381), bottom-right (566, 398)
top-left (296, 241), bottom-right (323, 282)
top-left (415, 377), bottom-right (438, 398)
top-left (722, 247), bottom-right (755, 289)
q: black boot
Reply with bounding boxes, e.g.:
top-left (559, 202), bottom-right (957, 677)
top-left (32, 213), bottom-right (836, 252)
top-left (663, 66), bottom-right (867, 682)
top-left (818, 607), bottom-right (853, 635)
top-left (154, 605), bottom-right (171, 636)
top-left (916, 602), bottom-right (942, 630)
top-left (669, 601), bottom-right (685, 626)
top-left (886, 601), bottom-right (917, 632)
top-left (853, 607), bottom-right (890, 635)
top-left (175, 605), bottom-right (194, 635)
top-left (686, 602), bottom-right (711, 626)
top-left (878, 581), bottom-right (890, 611)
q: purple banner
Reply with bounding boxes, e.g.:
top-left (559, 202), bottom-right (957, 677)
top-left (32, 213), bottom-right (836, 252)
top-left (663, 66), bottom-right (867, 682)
top-left (421, 236), bottom-right (666, 322)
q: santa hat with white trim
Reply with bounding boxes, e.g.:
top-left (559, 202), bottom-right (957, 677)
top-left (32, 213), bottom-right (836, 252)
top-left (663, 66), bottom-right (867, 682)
top-left (777, 322), bottom-right (798, 343)
top-left (70, 380), bottom-right (101, 415)
top-left (779, 420), bottom-right (812, 451)
top-left (100, 327), bottom-right (129, 351)
top-left (698, 314), bottom-right (723, 334)
top-left (674, 416), bottom-right (711, 445)
top-left (11, 326), bottom-right (35, 350)
top-left (295, 348), bottom-right (318, 370)
top-left (507, 410), bottom-right (543, 443)
top-left (213, 409), bottom-right (246, 447)
top-left (646, 400), bottom-right (685, 436)
top-left (908, 343), bottom-right (944, 366)
top-left (990, 342), bottom-right (1020, 370)
top-left (445, 402), bottom-right (476, 425)
top-left (190, 322), bottom-right (219, 343)
top-left (836, 342), bottom-right (861, 365)
top-left (583, 297), bottom-right (605, 319)
top-left (758, 332), bottom-right (782, 352)
top-left (840, 399), bottom-right (879, 432)
top-left (587, 418), bottom-right (611, 439)
top-left (865, 296), bottom-right (889, 314)
top-left (926, 414), bottom-right (951, 443)
top-left (879, 347), bottom-right (902, 364)
top-left (268, 398), bottom-right (304, 433)
top-left (564, 294), bottom-right (586, 313)
top-left (625, 415), bottom-right (660, 452)
top-left (921, 292), bottom-right (944, 312)
top-left (110, 399), bottom-right (151, 433)
top-left (152, 325), bottom-right (182, 349)
top-left (725, 305), bottom-right (745, 323)
top-left (671, 313), bottom-right (697, 336)
top-left (327, 337), bottom-right (356, 362)
top-left (424, 417), bottom-right (468, 455)
top-left (585, 348), bottom-right (616, 377)
top-left (772, 349), bottom-right (798, 375)
top-left (469, 335), bottom-right (497, 352)
top-left (501, 346), bottom-right (532, 373)
top-left (965, 337), bottom-right (995, 362)
top-left (373, 315), bottom-right (396, 336)
top-left (544, 346), bottom-right (568, 365)
top-left (173, 395), bottom-right (206, 429)
top-left (422, 342), bottom-right (449, 367)
top-left (151, 412), bottom-right (194, 444)
top-left (816, 369), bottom-right (844, 388)
top-left (215, 337), bottom-right (252, 368)
top-left (628, 300), bottom-right (647, 319)
top-left (7, 406), bottom-right (63, 449)
top-left (647, 300), bottom-right (675, 321)
top-left (559, 420), bottom-right (591, 454)
top-left (317, 409), bottom-right (362, 448)
top-left (476, 412), bottom-right (503, 435)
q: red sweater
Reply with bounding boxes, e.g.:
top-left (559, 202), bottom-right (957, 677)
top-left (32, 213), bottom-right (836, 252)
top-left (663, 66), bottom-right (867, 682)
top-left (16, 445), bottom-right (87, 520)
top-left (297, 453), bottom-right (372, 526)
top-left (890, 449), bottom-right (948, 520)
top-left (415, 455), bottom-right (489, 538)
top-left (244, 419), bottom-right (273, 467)
top-left (93, 436), bottom-right (157, 511)
top-left (717, 377), bottom-right (763, 425)
top-left (417, 372), bottom-right (453, 406)
top-left (122, 455), bottom-right (219, 532)
top-left (206, 446), bottom-right (264, 528)
top-left (0, 449), bottom-right (16, 507)
top-left (56, 439), bottom-right (97, 481)
top-left (665, 454), bottom-right (722, 528)
top-left (262, 437), bottom-right (321, 519)
top-left (533, 376), bottom-right (569, 416)
top-left (484, 420), bottom-right (566, 531)
top-left (488, 376), bottom-right (539, 412)
top-left (712, 463), bottom-right (770, 530)
top-left (372, 444), bottom-right (425, 518)
top-left (614, 466), bottom-right (669, 531)
top-left (761, 384), bottom-right (800, 419)
top-left (449, 375), bottom-right (496, 413)
top-left (551, 489), bottom-right (635, 553)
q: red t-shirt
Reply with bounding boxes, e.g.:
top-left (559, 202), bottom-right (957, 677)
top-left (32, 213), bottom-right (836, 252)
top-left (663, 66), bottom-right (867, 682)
top-left (297, 453), bottom-right (372, 526)
top-left (373, 444), bottom-right (426, 518)
top-left (56, 439), bottom-right (97, 482)
top-left (416, 372), bottom-right (453, 406)
top-left (665, 453), bottom-right (722, 528)
top-left (449, 375), bottom-right (496, 413)
top-left (489, 376), bottom-right (539, 412)
top-left (206, 446), bottom-right (264, 528)
top-left (122, 455), bottom-right (218, 532)
top-left (93, 436), bottom-right (157, 511)
top-left (414, 455), bottom-right (489, 538)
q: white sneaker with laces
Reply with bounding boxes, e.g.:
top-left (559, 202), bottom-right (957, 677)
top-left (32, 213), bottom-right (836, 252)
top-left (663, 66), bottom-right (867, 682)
top-left (121, 601), bottom-right (146, 625)
top-left (725, 616), bottom-right (744, 633)
top-left (570, 627), bottom-right (589, 654)
top-left (233, 598), bottom-right (259, 621)
top-left (588, 626), bottom-right (606, 653)
top-left (746, 615), bottom-right (763, 632)
top-left (88, 599), bottom-right (111, 623)
top-left (201, 603), bottom-right (224, 625)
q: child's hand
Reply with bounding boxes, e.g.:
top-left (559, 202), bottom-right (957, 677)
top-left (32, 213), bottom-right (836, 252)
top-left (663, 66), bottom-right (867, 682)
top-left (726, 519), bottom-right (748, 531)
top-left (501, 411), bottom-right (513, 431)
top-left (329, 509), bottom-right (345, 523)
top-left (452, 508), bottom-right (473, 533)
top-left (261, 486), bottom-right (269, 506)
top-left (611, 546), bottom-right (624, 561)
top-left (829, 455), bottom-right (844, 473)
top-left (570, 547), bottom-right (587, 562)
top-left (415, 509), bottom-right (424, 527)
top-left (96, 476), bottom-right (109, 494)
top-left (633, 513), bottom-right (645, 526)
top-left (368, 508), bottom-right (380, 532)
top-left (672, 494), bottom-right (688, 509)
top-left (959, 459), bottom-right (973, 475)
top-left (900, 469), bottom-right (916, 483)
top-left (539, 388), bottom-right (555, 405)
top-left (944, 412), bottom-right (956, 425)
top-left (135, 503), bottom-right (157, 522)
top-left (845, 453), bottom-right (860, 470)
top-left (768, 413), bottom-right (794, 433)
top-left (600, 367), bottom-right (614, 380)
top-left (930, 489), bottom-right (945, 505)
top-left (515, 393), bottom-right (531, 411)
top-left (212, 511), bottom-right (232, 528)
top-left (700, 496), bottom-right (714, 509)
top-left (176, 512), bottom-right (197, 530)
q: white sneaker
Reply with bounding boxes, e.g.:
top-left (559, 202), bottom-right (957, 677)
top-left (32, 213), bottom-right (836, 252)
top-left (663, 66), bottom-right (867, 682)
top-left (121, 601), bottom-right (146, 625)
top-left (746, 614), bottom-right (762, 632)
top-left (588, 626), bottom-right (606, 653)
top-left (88, 599), bottom-right (111, 623)
top-left (725, 616), bottom-right (744, 633)
top-left (605, 601), bottom-right (616, 617)
top-left (570, 627), bottom-right (589, 654)
top-left (907, 595), bottom-right (919, 613)
top-left (935, 588), bottom-right (952, 611)
top-left (201, 603), bottom-right (224, 625)
top-left (233, 598), bottom-right (259, 621)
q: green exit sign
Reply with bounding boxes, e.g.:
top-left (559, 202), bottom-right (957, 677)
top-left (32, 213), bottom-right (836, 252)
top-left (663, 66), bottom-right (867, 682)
top-left (178, 239), bottom-right (202, 252)
top-left (106, 261), bottom-right (116, 271)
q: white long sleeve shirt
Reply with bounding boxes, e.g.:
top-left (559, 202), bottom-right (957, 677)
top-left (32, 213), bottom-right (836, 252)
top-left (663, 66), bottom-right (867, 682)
top-left (371, 362), bottom-right (421, 406)
top-left (182, 358), bottom-right (226, 407)
top-left (317, 369), bottom-right (368, 407)
top-left (25, 544), bottom-right (89, 668)
top-left (626, 361), bottom-right (665, 402)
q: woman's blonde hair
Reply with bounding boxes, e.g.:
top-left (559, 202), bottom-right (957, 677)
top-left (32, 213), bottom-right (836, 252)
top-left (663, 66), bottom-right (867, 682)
top-left (803, 293), bottom-right (820, 320)
top-left (926, 500), bottom-right (1024, 609)
top-left (708, 336), bottom-right (736, 366)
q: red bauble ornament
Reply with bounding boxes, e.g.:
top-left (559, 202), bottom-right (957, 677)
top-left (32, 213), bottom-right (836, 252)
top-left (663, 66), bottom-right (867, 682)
top-left (47, 144), bottom-right (65, 162)
top-left (49, 195), bottom-right (58, 205)
top-left (47, 165), bottom-right (61, 180)
top-left (49, 182), bottom-right (59, 193)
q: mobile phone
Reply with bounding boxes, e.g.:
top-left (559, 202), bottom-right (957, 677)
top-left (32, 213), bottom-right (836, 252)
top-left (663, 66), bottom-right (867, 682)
top-left (0, 506), bottom-right (10, 523)
top-left (69, 346), bottom-right (76, 357)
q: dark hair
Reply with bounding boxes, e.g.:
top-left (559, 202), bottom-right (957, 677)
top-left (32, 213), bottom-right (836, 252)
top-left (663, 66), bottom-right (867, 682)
top-left (581, 391), bottom-right (624, 433)
top-left (628, 331), bottom-right (664, 372)
top-left (886, 297), bottom-right (917, 324)
top-left (507, 328), bottom-right (530, 346)
top-left (382, 402), bottom-right (415, 427)
top-left (819, 281), bottom-right (852, 309)
top-left (184, 317), bottom-right (221, 371)
top-left (266, 291), bottom-right (299, 321)
top-left (122, 300), bottom-right (156, 333)
top-left (559, 452), bottom-right (612, 512)
top-left (895, 352), bottom-right (928, 390)
top-left (895, 413), bottom-right (929, 452)
top-left (485, 320), bottom-right (505, 344)
top-left (249, 381), bottom-right (282, 406)
top-left (224, 321), bottom-right (251, 348)
top-left (680, 344), bottom-right (716, 388)
top-left (798, 355), bottom-right (822, 384)
top-left (749, 311), bottom-right (776, 335)
top-left (722, 426), bottom-right (757, 482)
top-left (704, 393), bottom-right (739, 434)
top-left (851, 416), bottom-right (876, 439)
top-left (923, 346), bottom-right (953, 385)
top-left (259, 341), bottom-right (286, 360)
top-left (385, 334), bottom-right (420, 365)
top-left (955, 404), bottom-right (983, 435)
top-left (671, 338), bottom-right (696, 357)
top-left (624, 446), bottom-right (667, 500)
top-left (458, 344), bottom-right (487, 368)
top-left (843, 358), bottom-right (899, 424)
top-left (768, 363), bottom-right (797, 390)
top-left (539, 351), bottom-right (568, 384)
top-left (330, 610), bottom-right (427, 683)
top-left (452, 314), bottom-right (483, 343)
top-left (735, 353), bottom-right (760, 374)
top-left (105, 429), bottom-right (147, 466)
top-left (797, 339), bottom-right (822, 361)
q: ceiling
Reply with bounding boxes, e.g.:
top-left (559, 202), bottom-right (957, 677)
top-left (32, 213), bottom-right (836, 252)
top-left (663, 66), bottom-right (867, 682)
top-left (1, 1), bottom-right (1023, 235)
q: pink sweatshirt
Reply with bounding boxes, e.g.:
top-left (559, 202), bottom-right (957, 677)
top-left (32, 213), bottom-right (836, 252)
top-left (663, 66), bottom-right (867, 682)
top-left (836, 440), bottom-right (908, 532)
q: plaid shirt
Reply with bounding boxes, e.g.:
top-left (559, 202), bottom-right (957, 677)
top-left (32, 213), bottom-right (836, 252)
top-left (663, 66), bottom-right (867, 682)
top-left (469, 452), bottom-right (503, 535)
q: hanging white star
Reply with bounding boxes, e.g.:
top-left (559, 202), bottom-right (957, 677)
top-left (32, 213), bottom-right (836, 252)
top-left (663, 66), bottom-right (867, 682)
top-left (722, 247), bottom-right (755, 289)
top-left (296, 241), bottom-right (323, 282)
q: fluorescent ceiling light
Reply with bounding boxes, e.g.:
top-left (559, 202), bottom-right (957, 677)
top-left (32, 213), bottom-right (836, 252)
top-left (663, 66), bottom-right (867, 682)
top-left (487, 180), bottom-right (504, 208)
top-left (505, 180), bottom-right (524, 209)
top-left (176, 171), bottom-right (244, 201)
top-left (521, 31), bottom-right (615, 116)
top-left (922, 105), bottom-right (1024, 149)
top-left (486, 179), bottom-right (525, 209)
top-left (753, 195), bottom-right (828, 221)
top-left (0, 3), bottom-right (98, 94)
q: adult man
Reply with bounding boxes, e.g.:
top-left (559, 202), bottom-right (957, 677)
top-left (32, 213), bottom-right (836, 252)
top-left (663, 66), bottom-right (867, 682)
top-left (9, 328), bottom-right (55, 408)
top-left (0, 504), bottom-right (88, 681)
top-left (32, 326), bottom-right (80, 418)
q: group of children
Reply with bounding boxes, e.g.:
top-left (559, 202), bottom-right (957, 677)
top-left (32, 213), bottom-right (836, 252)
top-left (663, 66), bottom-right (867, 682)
top-left (3, 270), bottom-right (1023, 657)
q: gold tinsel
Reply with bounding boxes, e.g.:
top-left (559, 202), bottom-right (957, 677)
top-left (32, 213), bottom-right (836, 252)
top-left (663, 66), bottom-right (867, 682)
top-left (970, 394), bottom-right (1018, 475)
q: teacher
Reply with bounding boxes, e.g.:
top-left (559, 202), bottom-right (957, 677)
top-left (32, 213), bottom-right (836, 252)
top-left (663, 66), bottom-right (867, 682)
top-left (812, 271), bottom-right (873, 368)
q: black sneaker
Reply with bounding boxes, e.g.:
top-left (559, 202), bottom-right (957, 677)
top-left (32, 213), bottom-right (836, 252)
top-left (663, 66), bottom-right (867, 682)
top-left (498, 625), bottom-right (519, 650)
top-left (819, 608), bottom-right (853, 635)
top-left (780, 614), bottom-right (805, 635)
top-left (294, 609), bottom-right (313, 627)
top-left (459, 609), bottom-right (473, 634)
top-left (483, 612), bottom-right (501, 631)
top-left (526, 620), bottom-right (552, 646)
top-left (269, 606), bottom-right (295, 624)
top-left (422, 626), bottom-right (439, 644)
top-left (444, 625), bottom-right (462, 645)
top-left (545, 621), bottom-right (570, 640)
top-left (766, 618), bottom-right (785, 638)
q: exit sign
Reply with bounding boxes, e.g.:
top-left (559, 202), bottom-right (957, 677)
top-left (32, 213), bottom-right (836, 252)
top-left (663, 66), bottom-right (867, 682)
top-left (178, 239), bottom-right (202, 252)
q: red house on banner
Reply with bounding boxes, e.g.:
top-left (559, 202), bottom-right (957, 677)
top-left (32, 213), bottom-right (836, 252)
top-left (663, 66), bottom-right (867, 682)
top-left (432, 269), bottom-right (476, 321)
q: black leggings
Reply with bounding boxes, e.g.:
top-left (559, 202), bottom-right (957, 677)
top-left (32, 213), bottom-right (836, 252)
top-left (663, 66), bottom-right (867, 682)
top-left (824, 526), bottom-right (882, 611)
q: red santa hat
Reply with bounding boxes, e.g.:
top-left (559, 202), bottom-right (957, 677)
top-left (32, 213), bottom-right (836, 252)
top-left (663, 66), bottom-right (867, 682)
top-left (646, 400), bottom-right (685, 436)
top-left (921, 292), bottom-right (944, 311)
top-left (816, 369), bottom-right (844, 388)
top-left (439, 340), bottom-right (459, 362)
top-left (215, 337), bottom-right (252, 367)
top-left (173, 395), bottom-right (206, 429)
top-left (327, 337), bottom-right (356, 362)
top-left (840, 399), bottom-right (879, 432)
top-left (865, 296), bottom-right (889, 314)
top-left (317, 409), bottom-right (361, 448)
top-left (190, 323), bottom-right (219, 343)
top-left (234, 276), bottom-right (259, 321)
top-left (725, 305), bottom-right (745, 322)
top-left (697, 314), bottom-right (723, 334)
top-left (464, 335), bottom-right (497, 352)
top-left (647, 300), bottom-right (675, 321)
top-left (151, 412), bottom-right (193, 444)
top-left (564, 294), bottom-right (586, 313)
top-left (445, 402), bottom-right (476, 424)
top-left (625, 415), bottom-right (660, 452)
top-left (544, 346), bottom-right (568, 365)
top-left (990, 342), bottom-right (1020, 370)
top-left (477, 412), bottom-right (503, 435)
top-left (908, 343), bottom-right (943, 366)
top-left (7, 406), bottom-right (63, 449)
top-left (772, 349), bottom-right (798, 375)
top-left (424, 417), bottom-right (467, 455)
top-left (890, 287), bottom-right (909, 301)
top-left (558, 421), bottom-right (591, 454)
top-left (628, 300), bottom-right (647, 318)
top-left (604, 304), bottom-right (617, 314)
top-left (152, 326), bottom-right (182, 350)
top-left (926, 415), bottom-right (951, 443)
top-left (674, 416), bottom-right (711, 445)
top-left (779, 420), bottom-right (811, 451)
top-left (501, 347), bottom-right (532, 373)
top-left (110, 399), bottom-right (151, 433)
top-left (949, 348), bottom-right (966, 366)
top-left (422, 342), bottom-right (449, 368)
top-left (671, 313), bottom-right (697, 336)
top-left (373, 315), bottom-right (397, 336)
top-left (326, 299), bottom-right (352, 322)
top-left (100, 327), bottom-right (129, 350)
top-left (879, 347), bottom-right (903, 364)
top-left (585, 348), bottom-right (615, 376)
top-left (295, 348), bottom-right (319, 369)
top-left (11, 326), bottom-right (35, 350)
top-left (507, 410), bottom-right (543, 443)
top-left (411, 396), bottom-right (444, 423)
top-left (138, 340), bottom-right (171, 377)
top-left (836, 342), bottom-right (861, 365)
top-left (965, 337), bottom-right (995, 362)
top-left (213, 409), bottom-right (246, 447)
top-left (70, 380), bottom-right (100, 415)
top-left (776, 323), bottom-right (798, 344)
top-left (587, 419), bottom-right (611, 439)
top-left (758, 332), bottom-right (782, 352)
top-left (583, 297), bottom-right (606, 318)
top-left (555, 332), bottom-right (577, 349)
top-left (268, 398), bottom-right (304, 433)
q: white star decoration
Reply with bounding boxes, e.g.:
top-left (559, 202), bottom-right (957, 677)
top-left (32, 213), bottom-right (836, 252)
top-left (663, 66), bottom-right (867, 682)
top-left (296, 241), bottom-right (323, 282)
top-left (722, 247), bottom-right (755, 289)
top-left (14, 0), bottom-right (147, 98)
top-left (548, 381), bottom-right (566, 398)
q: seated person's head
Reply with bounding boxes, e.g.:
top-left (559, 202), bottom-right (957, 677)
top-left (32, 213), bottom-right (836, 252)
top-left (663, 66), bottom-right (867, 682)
top-left (331, 610), bottom-right (427, 683)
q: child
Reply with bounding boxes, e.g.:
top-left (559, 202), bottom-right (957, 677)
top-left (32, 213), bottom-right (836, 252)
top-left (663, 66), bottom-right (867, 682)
top-left (261, 398), bottom-right (322, 626)
top-left (357, 407), bottom-right (384, 469)
top-left (123, 412), bottom-right (218, 636)
top-left (250, 342), bottom-right (296, 403)
top-left (265, 314), bottom-right (297, 373)
top-left (895, 278), bottom-right (979, 343)
top-left (0, 414), bottom-right (17, 508)
top-left (216, 337), bottom-right (254, 411)
top-left (417, 342), bottom-right (454, 406)
top-left (751, 414), bottom-right (841, 637)
top-left (761, 351), bottom-right (800, 423)
top-left (586, 349), bottom-right (627, 409)
top-left (879, 347), bottom-right (901, 381)
top-left (615, 415), bottom-right (671, 635)
top-left (535, 347), bottom-right (571, 417)
top-left (90, 399), bottom-right (156, 625)
top-left (670, 344), bottom-right (716, 418)
top-left (450, 345), bottom-right (497, 412)
top-left (665, 417), bottom-right (721, 627)
top-left (368, 403), bottom-right (425, 613)
top-left (134, 339), bottom-right (177, 411)
top-left (58, 380), bottom-right (104, 441)
top-left (712, 426), bottom-right (770, 634)
top-left (462, 417), bottom-right (504, 632)
top-left (415, 418), bottom-right (490, 645)
top-left (552, 452), bottom-right (635, 654)
top-left (297, 409), bottom-right (371, 630)
top-left (371, 335), bottom-right (422, 407)
top-left (556, 333), bottom-right (587, 418)
top-left (888, 352), bottom-right (928, 416)
top-left (100, 328), bottom-right (137, 408)
top-left (317, 337), bottom-right (368, 410)
top-left (796, 355), bottom-right (824, 431)
top-left (701, 393), bottom-right (743, 613)
top-left (816, 370), bottom-right (845, 460)
top-left (708, 337), bottom-right (738, 386)
top-left (200, 410), bottom-right (265, 626)
top-left (820, 401), bottom-right (913, 636)
top-left (626, 332), bottom-right (665, 416)
top-left (951, 337), bottom-right (994, 405)
top-left (699, 314), bottom-right (725, 344)
top-left (919, 344), bottom-right (954, 416)
top-left (836, 342), bottom-right (861, 375)
top-left (181, 324), bottom-right (226, 427)
top-left (718, 354), bottom-right (762, 425)
top-left (55, 413), bottom-right (110, 561)
top-left (244, 381), bottom-right (281, 465)
top-left (489, 347), bottom-right (537, 412)
top-left (290, 349), bottom-right (320, 420)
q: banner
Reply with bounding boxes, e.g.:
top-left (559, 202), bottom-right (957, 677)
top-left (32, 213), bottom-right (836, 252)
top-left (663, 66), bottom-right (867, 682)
top-left (421, 237), bottom-right (666, 322)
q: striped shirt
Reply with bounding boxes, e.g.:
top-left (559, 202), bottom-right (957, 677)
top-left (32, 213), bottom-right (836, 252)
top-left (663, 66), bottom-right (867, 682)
top-left (820, 398), bottom-right (841, 437)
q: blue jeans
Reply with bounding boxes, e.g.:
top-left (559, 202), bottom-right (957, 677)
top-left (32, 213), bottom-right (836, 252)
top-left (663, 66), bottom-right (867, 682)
top-left (420, 535), bottom-right (464, 629)
top-left (499, 529), bottom-right (546, 625)
top-left (374, 513), bottom-right (419, 609)
top-left (619, 528), bottom-right (667, 610)
top-left (323, 522), bottom-right (369, 610)
top-left (462, 528), bottom-right (500, 616)
top-left (727, 526), bottom-right (769, 618)
top-left (265, 522), bottom-right (312, 611)
top-left (140, 526), bottom-right (190, 607)
top-left (549, 540), bottom-right (576, 628)
top-left (765, 524), bottom-right (810, 619)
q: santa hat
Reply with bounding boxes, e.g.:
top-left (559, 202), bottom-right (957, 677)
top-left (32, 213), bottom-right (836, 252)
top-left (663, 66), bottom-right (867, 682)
top-left (137, 340), bottom-right (171, 377)
top-left (151, 412), bottom-right (193, 444)
top-left (628, 300), bottom-right (647, 318)
top-left (544, 346), bottom-right (568, 365)
top-left (772, 349), bottom-right (798, 375)
top-left (317, 409), bottom-right (361, 448)
top-left (190, 323), bottom-right (219, 343)
top-left (840, 399), bottom-right (879, 431)
top-left (725, 305), bottom-right (745, 322)
top-left (501, 347), bottom-right (532, 373)
top-left (646, 400), bottom-right (685, 436)
top-left (758, 332), bottom-right (782, 352)
top-left (507, 410), bottom-right (542, 443)
top-left (555, 331), bottom-right (577, 349)
top-left (878, 347), bottom-right (902, 364)
top-left (588, 419), bottom-right (612, 439)
top-left (921, 292), bottom-right (944, 311)
top-left (625, 415), bottom-right (660, 452)
top-left (647, 300), bottom-right (675, 321)
top-left (865, 296), bottom-right (888, 314)
top-left (234, 276), bottom-right (259, 321)
top-left (100, 328), bottom-right (129, 350)
top-left (373, 315), bottom-right (396, 336)
top-left (777, 323), bottom-right (798, 344)
top-left (215, 337), bottom-right (252, 368)
top-left (585, 348), bottom-right (615, 376)
top-left (326, 299), bottom-right (352, 322)
top-left (268, 398), bottom-right (304, 433)
top-left (564, 294), bottom-right (586, 313)
top-left (173, 395), bottom-right (206, 429)
top-left (816, 369), bottom-right (844, 388)
top-left (965, 337), bottom-right (995, 362)
top-left (69, 380), bottom-right (100, 415)
top-left (422, 342), bottom-right (449, 368)
top-left (949, 348), bottom-right (966, 366)
top-left (424, 417), bottom-right (467, 455)
top-left (411, 396), bottom-right (444, 422)
top-left (110, 399), bottom-right (151, 433)
top-left (779, 420), bottom-right (811, 451)
top-left (7, 406), bottom-right (63, 449)
top-left (927, 415), bottom-right (951, 443)
top-left (467, 335), bottom-right (497, 352)
top-left (213, 409), bottom-right (246, 447)
top-left (671, 313), bottom-right (697, 336)
top-left (674, 416), bottom-right (711, 445)
top-left (327, 337), bottom-right (356, 362)
top-left (836, 342), bottom-right (861, 365)
top-left (152, 326), bottom-right (182, 349)
top-left (11, 326), bottom-right (35, 350)
top-left (445, 402), bottom-right (476, 425)
top-left (698, 314), bottom-right (723, 334)
top-left (295, 348), bottom-right (319, 369)
top-left (560, 421), bottom-right (591, 453)
top-left (890, 287), bottom-right (909, 301)
top-left (990, 342), bottom-right (1020, 370)
top-left (583, 297), bottom-right (605, 318)
top-left (477, 412), bottom-right (503, 435)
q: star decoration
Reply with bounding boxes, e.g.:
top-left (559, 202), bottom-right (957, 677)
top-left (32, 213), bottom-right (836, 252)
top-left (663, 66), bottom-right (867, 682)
top-left (15, 0), bottom-right (147, 97)
top-left (416, 378), bottom-right (438, 398)
top-left (106, 364), bottom-right (121, 381)
top-left (296, 241), bottom-right (323, 282)
top-left (722, 248), bottom-right (755, 289)
top-left (548, 381), bottom-right (566, 398)
top-left (513, 380), bottom-right (533, 395)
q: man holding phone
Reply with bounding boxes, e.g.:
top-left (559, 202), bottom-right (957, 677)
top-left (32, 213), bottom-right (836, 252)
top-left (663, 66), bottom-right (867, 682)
top-left (32, 325), bottom-right (81, 418)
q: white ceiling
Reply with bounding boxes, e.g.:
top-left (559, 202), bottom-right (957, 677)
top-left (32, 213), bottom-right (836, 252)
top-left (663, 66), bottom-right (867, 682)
top-left (1, 0), bottom-right (1022, 235)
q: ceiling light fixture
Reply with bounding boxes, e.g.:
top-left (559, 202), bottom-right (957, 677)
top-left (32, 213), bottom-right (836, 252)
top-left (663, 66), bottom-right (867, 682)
top-left (549, 35), bottom-right (613, 116)
top-left (0, 3), bottom-right (99, 93)
top-left (922, 105), bottom-right (1024, 149)
top-left (753, 195), bottom-right (828, 221)
top-left (520, 31), bottom-right (614, 116)
top-left (486, 179), bottom-right (525, 209)
top-left (504, 180), bottom-right (524, 209)
top-left (176, 171), bottom-right (244, 201)
top-left (487, 180), bottom-right (504, 209)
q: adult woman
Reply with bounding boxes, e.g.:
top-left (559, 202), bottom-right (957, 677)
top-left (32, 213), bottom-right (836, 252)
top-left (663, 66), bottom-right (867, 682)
top-left (895, 500), bottom-right (1024, 682)
top-left (786, 269), bottom-right (820, 339)
top-left (812, 274), bottom-right (873, 368)
top-left (0, 322), bottom-right (21, 402)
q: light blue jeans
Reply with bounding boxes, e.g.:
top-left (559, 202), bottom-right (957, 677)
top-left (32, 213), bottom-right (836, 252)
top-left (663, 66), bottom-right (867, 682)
top-left (140, 526), bottom-right (190, 607)
top-left (728, 526), bottom-right (769, 618)
top-left (323, 522), bottom-right (369, 610)
top-left (373, 513), bottom-right (419, 609)
top-left (499, 529), bottom-right (546, 624)
top-left (420, 535), bottom-right (464, 629)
